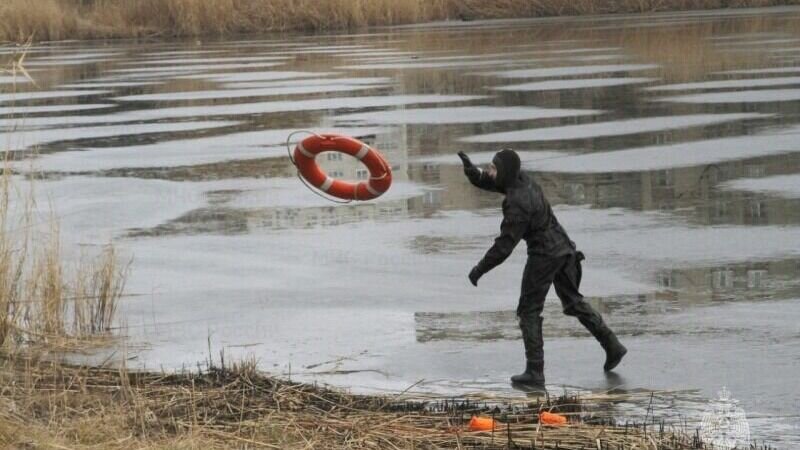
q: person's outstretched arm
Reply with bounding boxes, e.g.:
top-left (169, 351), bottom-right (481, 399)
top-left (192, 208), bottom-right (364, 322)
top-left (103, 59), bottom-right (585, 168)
top-left (458, 151), bottom-right (500, 193)
top-left (468, 202), bottom-right (528, 286)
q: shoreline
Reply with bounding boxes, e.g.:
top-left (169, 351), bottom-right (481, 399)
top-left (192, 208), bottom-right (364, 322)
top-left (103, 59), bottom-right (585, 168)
top-left (0, 352), bottom-right (740, 449)
top-left (1, 1), bottom-right (798, 44)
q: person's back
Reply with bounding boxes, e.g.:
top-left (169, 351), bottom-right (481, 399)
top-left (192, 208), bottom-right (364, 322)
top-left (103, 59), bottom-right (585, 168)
top-left (459, 149), bottom-right (627, 391)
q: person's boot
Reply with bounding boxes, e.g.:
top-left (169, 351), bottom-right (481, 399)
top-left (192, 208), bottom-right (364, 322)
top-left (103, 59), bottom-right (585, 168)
top-left (510, 360), bottom-right (545, 390)
top-left (600, 332), bottom-right (627, 372)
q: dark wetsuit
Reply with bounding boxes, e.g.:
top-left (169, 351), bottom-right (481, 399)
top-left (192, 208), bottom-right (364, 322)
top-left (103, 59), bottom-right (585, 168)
top-left (467, 166), bottom-right (614, 365)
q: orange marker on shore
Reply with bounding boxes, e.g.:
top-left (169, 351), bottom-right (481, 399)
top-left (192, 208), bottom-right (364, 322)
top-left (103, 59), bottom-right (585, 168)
top-left (468, 416), bottom-right (502, 431)
top-left (539, 411), bottom-right (567, 425)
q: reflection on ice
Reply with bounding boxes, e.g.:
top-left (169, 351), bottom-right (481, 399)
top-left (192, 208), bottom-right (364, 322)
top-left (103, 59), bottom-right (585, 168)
top-left (3, 121), bottom-right (238, 152)
top-left (113, 80), bottom-right (391, 102)
top-left (521, 126), bottom-right (800, 173)
top-left (221, 77), bottom-right (391, 89)
top-left (336, 106), bottom-right (600, 125)
top-left (0, 90), bottom-right (111, 103)
top-left (717, 66), bottom-right (800, 75)
top-left (0, 104), bottom-right (114, 115)
top-left (106, 94), bottom-right (484, 121)
top-left (0, 75), bottom-right (32, 85)
top-left (228, 179), bottom-right (429, 209)
top-left (494, 77), bottom-right (657, 91)
top-left (477, 64), bottom-right (659, 79)
top-left (179, 71), bottom-right (339, 83)
top-left (461, 113), bottom-right (766, 143)
top-left (721, 174), bottom-right (800, 199)
top-left (646, 76), bottom-right (800, 91)
top-left (118, 55), bottom-right (289, 66)
top-left (16, 176), bottom-right (264, 242)
top-left (660, 88), bottom-right (800, 103)
top-left (108, 62), bottom-right (284, 74)
top-left (59, 81), bottom-right (163, 89)
top-left (338, 59), bottom-right (517, 70)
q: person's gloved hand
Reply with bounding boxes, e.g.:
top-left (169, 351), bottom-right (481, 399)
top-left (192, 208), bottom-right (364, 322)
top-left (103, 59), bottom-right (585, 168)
top-left (458, 151), bottom-right (480, 178)
top-left (468, 266), bottom-right (482, 287)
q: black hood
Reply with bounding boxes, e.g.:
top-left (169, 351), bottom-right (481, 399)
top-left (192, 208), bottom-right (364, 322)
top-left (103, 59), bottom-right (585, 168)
top-left (492, 148), bottom-right (521, 190)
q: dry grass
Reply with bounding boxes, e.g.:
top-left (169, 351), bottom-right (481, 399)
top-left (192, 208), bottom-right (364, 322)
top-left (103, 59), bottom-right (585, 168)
top-left (1, 351), bottom-right (745, 450)
top-left (0, 0), bottom-right (798, 42)
top-left (0, 166), bottom-right (129, 349)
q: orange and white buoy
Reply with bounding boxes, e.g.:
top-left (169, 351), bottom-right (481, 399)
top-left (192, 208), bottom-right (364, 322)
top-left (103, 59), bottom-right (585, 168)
top-left (291, 133), bottom-right (392, 201)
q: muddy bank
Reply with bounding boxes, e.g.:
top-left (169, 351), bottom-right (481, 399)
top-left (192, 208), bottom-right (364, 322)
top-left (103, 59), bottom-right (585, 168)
top-left (0, 0), bottom-right (797, 43)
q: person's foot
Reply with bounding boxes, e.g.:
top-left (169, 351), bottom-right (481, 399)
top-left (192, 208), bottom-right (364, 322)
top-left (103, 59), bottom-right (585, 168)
top-left (601, 333), bottom-right (627, 372)
top-left (510, 360), bottom-right (545, 390)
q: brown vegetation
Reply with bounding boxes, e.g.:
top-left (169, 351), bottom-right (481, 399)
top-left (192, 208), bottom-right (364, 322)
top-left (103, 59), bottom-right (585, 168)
top-left (2, 351), bottom-right (739, 449)
top-left (0, 163), bottom-right (129, 351)
top-left (1, 0), bottom-right (798, 43)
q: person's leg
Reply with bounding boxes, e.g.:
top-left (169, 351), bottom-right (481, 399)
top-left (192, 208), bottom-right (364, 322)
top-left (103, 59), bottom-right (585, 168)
top-left (513, 254), bottom-right (564, 387)
top-left (553, 252), bottom-right (627, 371)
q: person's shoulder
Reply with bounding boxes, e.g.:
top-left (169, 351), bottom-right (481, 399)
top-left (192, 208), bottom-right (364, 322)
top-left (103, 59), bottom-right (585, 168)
top-left (504, 185), bottom-right (532, 218)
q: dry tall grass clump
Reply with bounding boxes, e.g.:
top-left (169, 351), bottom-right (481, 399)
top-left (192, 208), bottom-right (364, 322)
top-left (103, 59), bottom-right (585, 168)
top-left (0, 163), bottom-right (129, 349)
top-left (0, 0), bottom-right (797, 42)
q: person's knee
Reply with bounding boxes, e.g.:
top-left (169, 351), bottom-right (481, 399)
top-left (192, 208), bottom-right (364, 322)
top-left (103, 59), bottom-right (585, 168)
top-left (517, 305), bottom-right (543, 322)
top-left (562, 300), bottom-right (588, 317)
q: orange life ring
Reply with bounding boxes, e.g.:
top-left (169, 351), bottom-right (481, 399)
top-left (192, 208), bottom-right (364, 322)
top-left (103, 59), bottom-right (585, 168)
top-left (292, 133), bottom-right (392, 201)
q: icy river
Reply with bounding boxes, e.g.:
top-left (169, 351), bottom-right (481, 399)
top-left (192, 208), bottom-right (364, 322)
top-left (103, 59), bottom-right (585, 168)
top-left (3, 6), bottom-right (800, 447)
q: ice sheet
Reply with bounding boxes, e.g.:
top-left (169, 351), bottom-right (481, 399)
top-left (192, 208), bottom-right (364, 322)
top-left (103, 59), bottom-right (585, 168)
top-left (645, 76), bottom-right (800, 91)
top-left (113, 82), bottom-right (390, 102)
top-left (336, 106), bottom-right (600, 125)
top-left (118, 55), bottom-right (289, 66)
top-left (338, 59), bottom-right (517, 70)
top-left (108, 62), bottom-right (284, 74)
top-left (494, 77), bottom-right (657, 91)
top-left (105, 94), bottom-right (485, 121)
top-left (522, 126), bottom-right (800, 173)
top-left (179, 71), bottom-right (339, 83)
top-left (721, 174), bottom-right (800, 198)
top-left (0, 104), bottom-right (115, 115)
top-left (477, 64), bottom-right (659, 79)
top-left (659, 88), bottom-right (800, 103)
top-left (461, 113), bottom-right (766, 143)
top-left (0, 90), bottom-right (111, 103)
top-left (2, 121), bottom-right (238, 152)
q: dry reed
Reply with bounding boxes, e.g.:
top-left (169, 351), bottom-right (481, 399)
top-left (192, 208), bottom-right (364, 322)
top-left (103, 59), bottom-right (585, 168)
top-left (3, 351), bottom-right (770, 450)
top-left (1, 0), bottom-right (798, 43)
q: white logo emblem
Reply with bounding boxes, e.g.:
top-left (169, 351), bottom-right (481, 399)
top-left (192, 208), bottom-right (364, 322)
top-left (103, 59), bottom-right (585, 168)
top-left (700, 387), bottom-right (751, 449)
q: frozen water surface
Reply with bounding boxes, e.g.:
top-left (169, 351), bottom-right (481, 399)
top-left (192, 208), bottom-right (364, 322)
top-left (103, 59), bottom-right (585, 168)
top-left (0, 90), bottom-right (111, 103)
top-left (9, 8), bottom-right (800, 447)
top-left (494, 77), bottom-right (657, 91)
top-left (107, 94), bottom-right (485, 121)
top-left (336, 106), bottom-right (600, 125)
top-left (660, 88), bottom-right (800, 103)
top-left (478, 63), bottom-right (659, 79)
top-left (721, 174), bottom-right (800, 198)
top-left (113, 81), bottom-right (391, 102)
top-left (2, 121), bottom-right (237, 152)
top-left (0, 104), bottom-right (115, 115)
top-left (520, 127), bottom-right (800, 173)
top-left (461, 113), bottom-right (767, 142)
top-left (180, 71), bottom-right (339, 83)
top-left (647, 76), bottom-right (800, 91)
